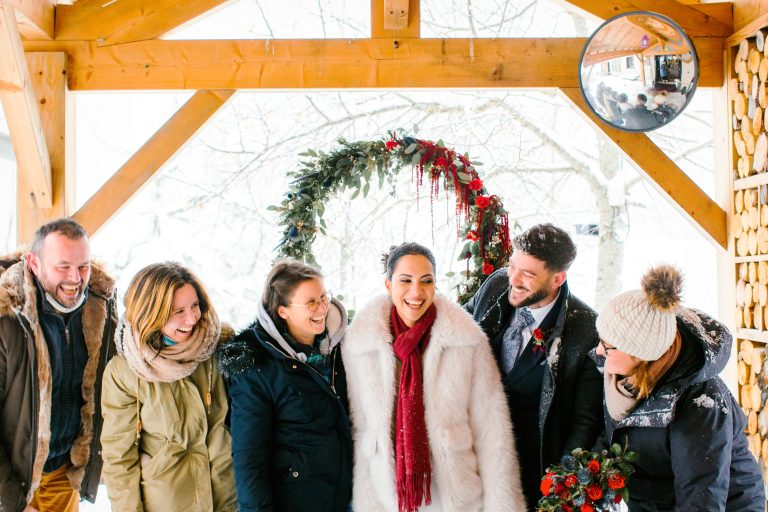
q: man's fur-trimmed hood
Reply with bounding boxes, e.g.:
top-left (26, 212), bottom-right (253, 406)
top-left (0, 251), bottom-right (115, 318)
top-left (0, 250), bottom-right (116, 502)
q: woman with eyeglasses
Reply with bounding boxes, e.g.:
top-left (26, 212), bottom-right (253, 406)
top-left (595, 265), bottom-right (763, 511)
top-left (218, 259), bottom-right (352, 512)
top-left (342, 242), bottom-right (526, 512)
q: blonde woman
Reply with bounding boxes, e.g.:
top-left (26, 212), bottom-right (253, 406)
top-left (100, 262), bottom-right (236, 511)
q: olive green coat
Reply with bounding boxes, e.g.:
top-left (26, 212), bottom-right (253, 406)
top-left (100, 354), bottom-right (237, 511)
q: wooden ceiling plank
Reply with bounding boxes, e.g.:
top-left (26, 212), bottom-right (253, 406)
top-left (687, 2), bottom-right (733, 29)
top-left (17, 52), bottom-right (72, 244)
top-left (562, 0), bottom-right (732, 38)
top-left (372, 0), bottom-right (419, 38)
top-left (726, 9), bottom-right (768, 46)
top-left (23, 36), bottom-right (723, 90)
top-left (9, 0), bottom-right (53, 40)
top-left (55, 0), bottom-right (233, 46)
top-left (71, 90), bottom-right (236, 236)
top-left (0, 0), bottom-right (51, 208)
top-left (560, 86), bottom-right (727, 249)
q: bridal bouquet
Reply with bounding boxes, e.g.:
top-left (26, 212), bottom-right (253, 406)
top-left (536, 444), bottom-right (638, 512)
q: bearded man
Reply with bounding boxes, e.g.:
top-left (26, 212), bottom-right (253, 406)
top-left (465, 223), bottom-right (602, 509)
top-left (0, 219), bottom-right (117, 511)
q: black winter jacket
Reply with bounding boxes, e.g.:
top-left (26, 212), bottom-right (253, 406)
top-left (599, 308), bottom-right (764, 512)
top-left (218, 301), bottom-right (352, 512)
top-left (465, 269), bottom-right (603, 500)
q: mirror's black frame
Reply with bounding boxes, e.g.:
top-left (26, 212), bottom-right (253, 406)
top-left (577, 11), bottom-right (699, 133)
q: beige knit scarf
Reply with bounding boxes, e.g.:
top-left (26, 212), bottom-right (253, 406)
top-left (605, 334), bottom-right (681, 422)
top-left (115, 311), bottom-right (220, 383)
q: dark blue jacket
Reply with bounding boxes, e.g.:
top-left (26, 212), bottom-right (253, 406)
top-left (599, 309), bottom-right (764, 512)
top-left (218, 301), bottom-right (352, 512)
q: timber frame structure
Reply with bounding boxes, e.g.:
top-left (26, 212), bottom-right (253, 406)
top-left (6, 0), bottom-right (751, 246)
top-left (4, 0), bottom-right (768, 499)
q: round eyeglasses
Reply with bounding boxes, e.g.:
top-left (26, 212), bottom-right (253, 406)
top-left (288, 293), bottom-right (332, 313)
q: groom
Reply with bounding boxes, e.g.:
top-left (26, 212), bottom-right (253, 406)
top-left (465, 223), bottom-right (603, 508)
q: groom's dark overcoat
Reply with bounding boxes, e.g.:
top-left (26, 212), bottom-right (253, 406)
top-left (465, 268), bottom-right (603, 508)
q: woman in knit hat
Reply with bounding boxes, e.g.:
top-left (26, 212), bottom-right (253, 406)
top-left (595, 264), bottom-right (764, 511)
top-left (100, 262), bottom-right (237, 511)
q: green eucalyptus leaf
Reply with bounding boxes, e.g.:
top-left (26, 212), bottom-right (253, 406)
top-left (457, 171), bottom-right (471, 183)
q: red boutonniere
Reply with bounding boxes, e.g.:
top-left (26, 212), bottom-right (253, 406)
top-left (532, 328), bottom-right (545, 352)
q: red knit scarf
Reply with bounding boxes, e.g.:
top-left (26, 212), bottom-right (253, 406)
top-left (390, 303), bottom-right (437, 512)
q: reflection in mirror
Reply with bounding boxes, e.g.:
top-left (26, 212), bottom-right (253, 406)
top-left (579, 12), bottom-right (698, 132)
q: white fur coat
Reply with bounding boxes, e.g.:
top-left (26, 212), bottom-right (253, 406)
top-left (342, 294), bottom-right (526, 512)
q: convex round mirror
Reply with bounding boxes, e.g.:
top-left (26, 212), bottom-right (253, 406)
top-left (579, 12), bottom-right (698, 132)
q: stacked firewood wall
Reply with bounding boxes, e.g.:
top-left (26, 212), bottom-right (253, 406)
top-left (733, 30), bottom-right (768, 486)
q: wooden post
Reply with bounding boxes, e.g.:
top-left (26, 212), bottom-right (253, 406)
top-left (372, 0), bottom-right (420, 38)
top-left (16, 52), bottom-right (71, 244)
top-left (0, 0), bottom-right (52, 211)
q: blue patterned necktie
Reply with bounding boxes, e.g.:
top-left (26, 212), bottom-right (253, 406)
top-left (501, 307), bottom-right (535, 375)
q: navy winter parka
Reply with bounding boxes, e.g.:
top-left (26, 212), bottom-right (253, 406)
top-left (217, 300), bottom-right (352, 512)
top-left (599, 308), bottom-right (764, 512)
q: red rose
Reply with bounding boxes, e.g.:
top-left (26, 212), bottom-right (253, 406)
top-left (585, 485), bottom-right (602, 501)
top-left (587, 459), bottom-right (600, 474)
top-left (475, 195), bottom-right (491, 208)
top-left (385, 140), bottom-right (399, 150)
top-left (533, 328), bottom-right (544, 341)
top-left (540, 473), bottom-right (554, 496)
top-left (564, 474), bottom-right (578, 488)
top-left (607, 473), bottom-right (625, 489)
top-left (482, 262), bottom-right (495, 275)
top-left (562, 505), bottom-right (572, 512)
top-left (554, 483), bottom-right (565, 495)
top-left (468, 178), bottom-right (483, 191)
top-left (614, 494), bottom-right (623, 503)
top-left (580, 504), bottom-right (594, 512)
top-left (434, 156), bottom-right (449, 168)
top-left (466, 230), bottom-right (479, 241)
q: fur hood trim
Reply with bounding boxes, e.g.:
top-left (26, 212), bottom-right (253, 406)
top-left (0, 252), bottom-right (115, 318)
top-left (344, 293), bottom-right (486, 356)
top-left (0, 251), bottom-right (115, 501)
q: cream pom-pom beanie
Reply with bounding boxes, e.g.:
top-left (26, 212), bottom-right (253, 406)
top-left (596, 265), bottom-right (683, 361)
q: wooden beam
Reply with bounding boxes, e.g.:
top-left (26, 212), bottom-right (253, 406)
top-left (22, 37), bottom-right (724, 90)
top-left (383, 0), bottom-right (410, 31)
top-left (562, 0), bottom-right (732, 38)
top-left (726, 8), bottom-right (768, 46)
top-left (559, 86), bottom-right (728, 249)
top-left (0, 0), bottom-right (51, 208)
top-left (17, 52), bottom-right (72, 244)
top-left (9, 0), bottom-right (53, 40)
top-left (72, 90), bottom-right (235, 236)
top-left (372, 0), bottom-right (420, 38)
top-left (733, 0), bottom-right (768, 39)
top-left (54, 0), bottom-right (232, 46)
top-left (687, 2), bottom-right (732, 29)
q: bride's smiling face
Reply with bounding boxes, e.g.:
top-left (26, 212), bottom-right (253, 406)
top-left (386, 254), bottom-right (436, 327)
